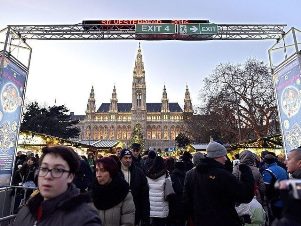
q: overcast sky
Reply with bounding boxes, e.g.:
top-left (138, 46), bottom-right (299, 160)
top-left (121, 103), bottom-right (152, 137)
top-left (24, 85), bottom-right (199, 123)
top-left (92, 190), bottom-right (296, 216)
top-left (1, 0), bottom-right (300, 114)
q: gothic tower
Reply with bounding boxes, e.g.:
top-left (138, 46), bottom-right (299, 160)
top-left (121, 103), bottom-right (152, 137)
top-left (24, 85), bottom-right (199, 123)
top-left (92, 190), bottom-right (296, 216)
top-left (161, 85), bottom-right (170, 113)
top-left (86, 86), bottom-right (96, 120)
top-left (184, 85), bottom-right (193, 120)
top-left (131, 44), bottom-right (147, 136)
top-left (109, 85), bottom-right (118, 113)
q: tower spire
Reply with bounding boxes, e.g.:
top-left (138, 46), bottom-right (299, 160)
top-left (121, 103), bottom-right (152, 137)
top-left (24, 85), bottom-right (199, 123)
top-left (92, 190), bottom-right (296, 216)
top-left (184, 85), bottom-right (193, 113)
top-left (133, 43), bottom-right (145, 77)
top-left (161, 85), bottom-right (169, 112)
top-left (86, 86), bottom-right (96, 120)
top-left (110, 85), bottom-right (118, 112)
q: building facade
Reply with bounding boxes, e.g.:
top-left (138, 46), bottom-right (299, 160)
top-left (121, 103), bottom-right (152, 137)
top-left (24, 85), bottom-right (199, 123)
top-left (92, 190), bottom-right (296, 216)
top-left (77, 45), bottom-right (193, 150)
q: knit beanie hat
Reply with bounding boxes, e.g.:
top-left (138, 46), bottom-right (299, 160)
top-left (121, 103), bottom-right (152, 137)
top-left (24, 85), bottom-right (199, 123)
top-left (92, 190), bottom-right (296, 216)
top-left (206, 141), bottom-right (227, 158)
top-left (119, 149), bottom-right (132, 159)
top-left (192, 152), bottom-right (205, 165)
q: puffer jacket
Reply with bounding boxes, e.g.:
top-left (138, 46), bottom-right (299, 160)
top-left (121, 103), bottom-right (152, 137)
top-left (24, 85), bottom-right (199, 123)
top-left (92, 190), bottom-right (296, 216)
top-left (13, 184), bottom-right (101, 226)
top-left (147, 172), bottom-right (169, 218)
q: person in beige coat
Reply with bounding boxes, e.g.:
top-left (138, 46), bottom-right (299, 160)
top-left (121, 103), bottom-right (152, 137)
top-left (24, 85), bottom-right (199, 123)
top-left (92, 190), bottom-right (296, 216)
top-left (92, 157), bottom-right (135, 226)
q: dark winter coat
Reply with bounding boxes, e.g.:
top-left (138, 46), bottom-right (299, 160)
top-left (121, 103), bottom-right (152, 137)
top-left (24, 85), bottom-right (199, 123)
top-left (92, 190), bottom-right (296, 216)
top-left (169, 167), bottom-right (186, 223)
top-left (141, 157), bottom-right (154, 174)
top-left (125, 164), bottom-right (150, 225)
top-left (183, 157), bottom-right (254, 226)
top-left (73, 159), bottom-right (93, 192)
top-left (13, 184), bottom-right (101, 226)
top-left (132, 155), bottom-right (143, 169)
top-left (19, 164), bottom-right (37, 183)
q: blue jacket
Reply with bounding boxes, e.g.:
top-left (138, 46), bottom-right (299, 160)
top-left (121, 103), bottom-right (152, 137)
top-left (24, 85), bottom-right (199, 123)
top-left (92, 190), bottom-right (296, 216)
top-left (262, 163), bottom-right (288, 207)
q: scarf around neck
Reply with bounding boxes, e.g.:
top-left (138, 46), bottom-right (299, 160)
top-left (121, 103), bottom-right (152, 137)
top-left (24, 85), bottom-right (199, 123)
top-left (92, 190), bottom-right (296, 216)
top-left (92, 175), bottom-right (129, 210)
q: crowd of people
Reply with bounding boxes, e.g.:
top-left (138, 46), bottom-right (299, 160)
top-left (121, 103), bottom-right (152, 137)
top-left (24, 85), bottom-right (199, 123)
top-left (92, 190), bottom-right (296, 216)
top-left (10, 143), bottom-right (301, 226)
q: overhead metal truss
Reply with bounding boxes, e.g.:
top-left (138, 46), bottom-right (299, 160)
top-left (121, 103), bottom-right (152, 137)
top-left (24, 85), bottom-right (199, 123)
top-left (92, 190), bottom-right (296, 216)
top-left (8, 23), bottom-right (286, 41)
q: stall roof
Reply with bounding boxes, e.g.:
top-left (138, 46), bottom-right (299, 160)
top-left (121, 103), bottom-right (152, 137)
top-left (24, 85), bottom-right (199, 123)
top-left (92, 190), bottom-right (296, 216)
top-left (191, 144), bottom-right (208, 150)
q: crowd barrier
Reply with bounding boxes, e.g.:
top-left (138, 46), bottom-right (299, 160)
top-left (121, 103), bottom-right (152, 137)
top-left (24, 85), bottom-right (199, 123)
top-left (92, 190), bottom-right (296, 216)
top-left (0, 186), bottom-right (36, 226)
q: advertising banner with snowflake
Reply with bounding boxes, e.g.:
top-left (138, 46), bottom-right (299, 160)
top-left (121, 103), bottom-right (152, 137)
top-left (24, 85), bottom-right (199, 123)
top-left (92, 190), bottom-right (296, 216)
top-left (0, 51), bottom-right (28, 187)
top-left (273, 53), bottom-right (301, 154)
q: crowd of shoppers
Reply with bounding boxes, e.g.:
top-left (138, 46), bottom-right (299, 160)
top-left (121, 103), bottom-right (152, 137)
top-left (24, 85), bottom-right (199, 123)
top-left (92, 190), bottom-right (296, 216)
top-left (11, 142), bottom-right (301, 226)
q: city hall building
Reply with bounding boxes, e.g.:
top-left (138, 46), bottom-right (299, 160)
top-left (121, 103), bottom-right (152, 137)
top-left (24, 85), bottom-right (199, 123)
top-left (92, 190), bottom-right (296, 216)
top-left (75, 45), bottom-right (193, 150)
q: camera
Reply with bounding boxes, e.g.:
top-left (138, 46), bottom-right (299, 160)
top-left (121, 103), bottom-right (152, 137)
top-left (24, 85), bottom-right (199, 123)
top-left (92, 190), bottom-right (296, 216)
top-left (287, 179), bottom-right (301, 199)
top-left (275, 179), bottom-right (301, 199)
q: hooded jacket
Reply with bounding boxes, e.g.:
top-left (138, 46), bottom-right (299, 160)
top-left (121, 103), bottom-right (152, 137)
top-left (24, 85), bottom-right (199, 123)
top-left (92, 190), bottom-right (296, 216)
top-left (13, 184), bottom-right (101, 226)
top-left (233, 150), bottom-right (265, 203)
top-left (183, 157), bottom-right (255, 226)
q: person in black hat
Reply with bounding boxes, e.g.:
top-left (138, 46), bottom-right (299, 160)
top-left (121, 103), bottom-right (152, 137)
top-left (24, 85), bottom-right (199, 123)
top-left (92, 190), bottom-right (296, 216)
top-left (131, 143), bottom-right (144, 168)
top-left (120, 149), bottom-right (150, 226)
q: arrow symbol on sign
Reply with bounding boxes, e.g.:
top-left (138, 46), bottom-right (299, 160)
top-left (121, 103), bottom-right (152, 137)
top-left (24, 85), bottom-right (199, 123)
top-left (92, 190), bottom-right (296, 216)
top-left (190, 26), bottom-right (198, 32)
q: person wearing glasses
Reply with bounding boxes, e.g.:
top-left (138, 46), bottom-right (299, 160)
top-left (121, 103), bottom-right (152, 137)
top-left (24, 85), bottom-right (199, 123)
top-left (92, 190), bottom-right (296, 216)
top-left (13, 145), bottom-right (101, 226)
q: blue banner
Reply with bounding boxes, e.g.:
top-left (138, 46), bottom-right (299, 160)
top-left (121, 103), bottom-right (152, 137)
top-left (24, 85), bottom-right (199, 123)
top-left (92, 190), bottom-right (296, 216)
top-left (0, 52), bottom-right (28, 187)
top-left (273, 54), bottom-right (301, 153)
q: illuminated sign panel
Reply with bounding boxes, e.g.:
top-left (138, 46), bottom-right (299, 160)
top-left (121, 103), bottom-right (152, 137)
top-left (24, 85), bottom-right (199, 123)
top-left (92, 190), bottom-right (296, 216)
top-left (136, 24), bottom-right (176, 34)
top-left (82, 19), bottom-right (210, 25)
top-left (0, 51), bottom-right (28, 187)
top-left (273, 54), bottom-right (301, 153)
top-left (178, 23), bottom-right (218, 35)
top-left (82, 20), bottom-right (210, 31)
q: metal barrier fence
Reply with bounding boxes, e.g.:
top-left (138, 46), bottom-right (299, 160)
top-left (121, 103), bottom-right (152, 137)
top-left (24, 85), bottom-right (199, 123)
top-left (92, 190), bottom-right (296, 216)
top-left (0, 186), bottom-right (36, 226)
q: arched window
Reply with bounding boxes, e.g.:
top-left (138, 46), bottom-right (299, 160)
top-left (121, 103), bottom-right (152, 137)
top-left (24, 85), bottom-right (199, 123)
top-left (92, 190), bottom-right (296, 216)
top-left (122, 126), bottom-right (127, 139)
top-left (171, 126), bottom-right (176, 140)
top-left (117, 126), bottom-right (122, 139)
top-left (137, 92), bottom-right (142, 107)
top-left (163, 126), bottom-right (168, 140)
top-left (93, 126), bottom-right (99, 140)
top-left (99, 126), bottom-right (104, 139)
top-left (157, 126), bottom-right (161, 139)
top-left (147, 126), bottom-right (152, 139)
top-left (85, 126), bottom-right (91, 140)
top-left (175, 126), bottom-right (181, 138)
top-left (110, 126), bottom-right (115, 139)
top-left (104, 126), bottom-right (108, 139)
top-left (127, 126), bottom-right (131, 139)
top-left (152, 126), bottom-right (156, 139)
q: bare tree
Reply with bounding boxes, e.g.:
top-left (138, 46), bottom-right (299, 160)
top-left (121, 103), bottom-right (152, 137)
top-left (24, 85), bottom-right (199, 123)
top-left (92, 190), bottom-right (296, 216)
top-left (197, 59), bottom-right (279, 143)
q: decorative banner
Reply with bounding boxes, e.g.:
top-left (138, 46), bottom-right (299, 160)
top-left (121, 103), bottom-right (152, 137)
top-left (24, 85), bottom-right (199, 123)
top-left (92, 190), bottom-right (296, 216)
top-left (273, 54), bottom-right (301, 153)
top-left (0, 51), bottom-right (28, 187)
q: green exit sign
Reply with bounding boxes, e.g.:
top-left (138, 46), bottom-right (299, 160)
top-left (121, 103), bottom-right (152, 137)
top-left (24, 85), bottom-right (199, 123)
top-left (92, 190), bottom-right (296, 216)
top-left (136, 24), bottom-right (176, 34)
top-left (199, 24), bottom-right (218, 34)
top-left (178, 23), bottom-right (218, 35)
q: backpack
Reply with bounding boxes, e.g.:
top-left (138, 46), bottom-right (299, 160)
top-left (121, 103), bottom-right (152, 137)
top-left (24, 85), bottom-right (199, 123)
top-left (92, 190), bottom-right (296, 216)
top-left (264, 169), bottom-right (280, 203)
